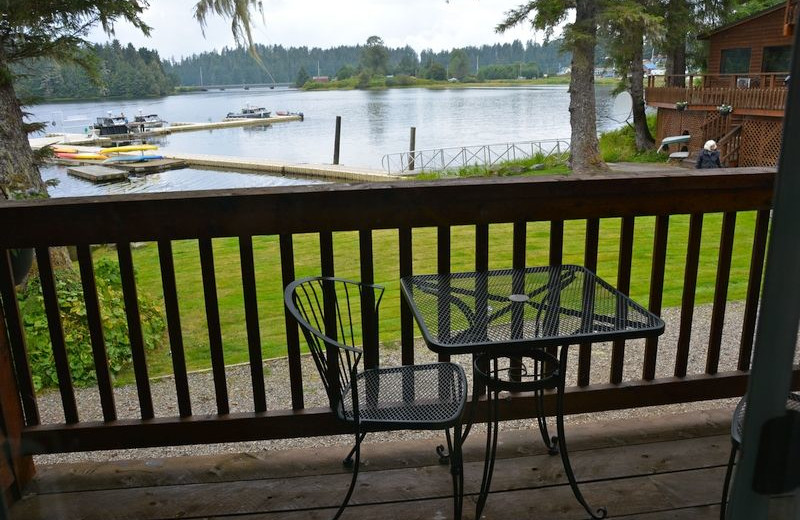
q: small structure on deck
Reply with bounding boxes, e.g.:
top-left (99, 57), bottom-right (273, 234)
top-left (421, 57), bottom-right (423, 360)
top-left (66, 165), bottom-right (128, 183)
top-left (646, 0), bottom-right (796, 167)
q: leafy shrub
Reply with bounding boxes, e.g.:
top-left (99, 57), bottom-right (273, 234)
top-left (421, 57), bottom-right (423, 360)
top-left (17, 258), bottom-right (166, 390)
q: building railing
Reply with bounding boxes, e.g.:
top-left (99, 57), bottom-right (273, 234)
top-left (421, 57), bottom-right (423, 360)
top-left (647, 73), bottom-right (790, 90)
top-left (381, 139), bottom-right (570, 175)
top-left (646, 86), bottom-right (788, 112)
top-left (0, 168), bottom-right (790, 502)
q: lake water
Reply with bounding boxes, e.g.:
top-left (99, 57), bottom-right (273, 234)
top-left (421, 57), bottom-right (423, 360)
top-left (30, 85), bottom-right (630, 196)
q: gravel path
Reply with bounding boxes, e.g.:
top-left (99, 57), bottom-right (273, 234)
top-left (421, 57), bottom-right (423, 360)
top-left (34, 302), bottom-right (760, 465)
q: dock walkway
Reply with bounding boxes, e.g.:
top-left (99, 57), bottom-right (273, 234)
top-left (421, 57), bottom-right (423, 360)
top-left (164, 152), bottom-right (394, 182)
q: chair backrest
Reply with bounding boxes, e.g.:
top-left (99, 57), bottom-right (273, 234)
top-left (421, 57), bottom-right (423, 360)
top-left (284, 277), bottom-right (384, 413)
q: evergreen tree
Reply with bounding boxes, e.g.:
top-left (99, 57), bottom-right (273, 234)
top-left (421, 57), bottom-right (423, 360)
top-left (499, 0), bottom-right (607, 174)
top-left (0, 0), bottom-right (261, 200)
top-left (295, 66), bottom-right (310, 87)
top-left (360, 36), bottom-right (390, 75)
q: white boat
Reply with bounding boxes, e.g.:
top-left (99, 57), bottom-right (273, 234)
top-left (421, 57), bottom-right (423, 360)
top-left (225, 105), bottom-right (271, 120)
top-left (130, 112), bottom-right (166, 131)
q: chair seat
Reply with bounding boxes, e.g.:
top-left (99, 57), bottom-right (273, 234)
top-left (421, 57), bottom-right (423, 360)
top-left (732, 392), bottom-right (800, 443)
top-left (339, 362), bottom-right (467, 429)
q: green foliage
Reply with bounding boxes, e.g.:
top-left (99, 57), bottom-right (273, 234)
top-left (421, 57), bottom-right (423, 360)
top-left (294, 66), bottom-right (310, 88)
top-left (385, 74), bottom-right (417, 87)
top-left (355, 71), bottom-right (372, 89)
top-left (14, 42), bottom-right (176, 100)
top-left (336, 64), bottom-right (357, 80)
top-left (17, 259), bottom-right (166, 391)
top-left (599, 114), bottom-right (664, 163)
top-left (448, 49), bottom-right (471, 79)
top-left (360, 36), bottom-right (390, 75)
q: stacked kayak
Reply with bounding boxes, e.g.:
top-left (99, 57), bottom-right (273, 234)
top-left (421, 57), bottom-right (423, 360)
top-left (53, 144), bottom-right (162, 163)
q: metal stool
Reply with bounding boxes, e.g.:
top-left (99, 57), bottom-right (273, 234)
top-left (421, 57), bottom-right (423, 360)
top-left (720, 393), bottom-right (800, 519)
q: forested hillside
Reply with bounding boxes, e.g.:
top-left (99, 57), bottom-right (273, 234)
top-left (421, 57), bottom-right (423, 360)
top-left (14, 41), bottom-right (176, 100)
top-left (13, 39), bottom-right (567, 101)
top-left (165, 39), bottom-right (567, 86)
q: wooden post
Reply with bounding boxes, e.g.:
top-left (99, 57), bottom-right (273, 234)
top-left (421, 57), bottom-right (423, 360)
top-left (0, 299), bottom-right (34, 510)
top-left (408, 127), bottom-right (416, 172)
top-left (333, 116), bottom-right (341, 165)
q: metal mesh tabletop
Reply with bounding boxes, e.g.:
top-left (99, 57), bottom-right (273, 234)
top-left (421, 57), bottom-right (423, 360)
top-left (401, 265), bottom-right (664, 354)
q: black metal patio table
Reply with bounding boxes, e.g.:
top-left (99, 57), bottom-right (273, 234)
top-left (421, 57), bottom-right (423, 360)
top-left (400, 265), bottom-right (665, 519)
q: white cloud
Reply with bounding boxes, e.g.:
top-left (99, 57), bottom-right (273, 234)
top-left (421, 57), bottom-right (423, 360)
top-left (90, 0), bottom-right (545, 59)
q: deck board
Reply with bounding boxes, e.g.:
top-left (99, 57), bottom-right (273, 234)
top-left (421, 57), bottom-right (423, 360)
top-left (10, 408), bottom-right (740, 520)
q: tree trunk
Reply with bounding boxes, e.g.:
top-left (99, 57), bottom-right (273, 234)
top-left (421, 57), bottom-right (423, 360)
top-left (569, 0), bottom-right (607, 174)
top-left (1, 57), bottom-right (71, 269)
top-left (665, 0), bottom-right (689, 87)
top-left (629, 27), bottom-right (655, 151)
top-left (0, 58), bottom-right (46, 201)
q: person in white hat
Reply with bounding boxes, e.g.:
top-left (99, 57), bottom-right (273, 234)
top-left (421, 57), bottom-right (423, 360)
top-left (696, 139), bottom-right (722, 169)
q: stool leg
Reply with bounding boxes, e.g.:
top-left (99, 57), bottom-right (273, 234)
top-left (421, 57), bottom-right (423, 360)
top-left (720, 440), bottom-right (740, 520)
top-left (555, 346), bottom-right (607, 519)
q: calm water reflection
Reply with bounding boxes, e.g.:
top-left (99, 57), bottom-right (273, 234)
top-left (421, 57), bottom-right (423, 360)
top-left (31, 85), bottom-right (627, 171)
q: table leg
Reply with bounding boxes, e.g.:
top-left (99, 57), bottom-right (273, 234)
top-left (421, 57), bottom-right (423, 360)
top-left (535, 357), bottom-right (559, 455)
top-left (556, 345), bottom-right (608, 519)
top-left (475, 363), bottom-right (500, 519)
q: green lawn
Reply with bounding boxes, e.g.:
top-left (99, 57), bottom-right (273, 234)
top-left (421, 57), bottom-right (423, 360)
top-left (96, 212), bottom-right (759, 379)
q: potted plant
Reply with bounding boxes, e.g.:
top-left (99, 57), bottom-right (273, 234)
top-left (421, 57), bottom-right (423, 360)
top-left (717, 103), bottom-right (733, 116)
top-left (676, 101), bottom-right (689, 111)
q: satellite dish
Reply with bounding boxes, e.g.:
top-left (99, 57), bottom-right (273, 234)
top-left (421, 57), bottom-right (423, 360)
top-left (612, 91), bottom-right (633, 121)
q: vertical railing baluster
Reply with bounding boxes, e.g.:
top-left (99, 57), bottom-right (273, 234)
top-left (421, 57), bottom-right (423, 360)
top-left (359, 230), bottom-right (378, 369)
top-left (35, 247), bottom-right (78, 423)
top-left (610, 217), bottom-right (634, 385)
top-left (475, 224), bottom-right (490, 395)
top-left (157, 240), bottom-right (192, 417)
top-left (280, 234), bottom-right (304, 410)
top-left (707, 212), bottom-right (737, 374)
top-left (643, 216), bottom-right (669, 381)
top-left (739, 209), bottom-right (770, 371)
top-left (546, 220), bottom-right (563, 375)
top-left (675, 214), bottom-right (704, 377)
top-left (239, 236), bottom-right (266, 412)
top-left (117, 242), bottom-right (154, 419)
top-left (511, 221), bottom-right (527, 380)
top-left (437, 226), bottom-right (451, 363)
top-left (319, 232), bottom-right (334, 278)
top-left (399, 227), bottom-right (414, 366)
top-left (0, 249), bottom-right (39, 425)
top-left (578, 219), bottom-right (600, 387)
top-left (76, 245), bottom-right (116, 421)
top-left (198, 238), bottom-right (229, 415)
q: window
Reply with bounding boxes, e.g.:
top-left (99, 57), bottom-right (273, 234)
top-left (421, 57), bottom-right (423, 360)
top-left (720, 48), bottom-right (751, 74)
top-left (762, 45), bottom-right (792, 73)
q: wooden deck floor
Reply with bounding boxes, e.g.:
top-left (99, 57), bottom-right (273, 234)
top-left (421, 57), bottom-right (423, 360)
top-left (9, 408), bottom-right (742, 520)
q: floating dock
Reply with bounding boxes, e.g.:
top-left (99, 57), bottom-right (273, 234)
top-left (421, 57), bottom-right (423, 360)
top-left (113, 158), bottom-right (186, 175)
top-left (67, 165), bottom-right (128, 182)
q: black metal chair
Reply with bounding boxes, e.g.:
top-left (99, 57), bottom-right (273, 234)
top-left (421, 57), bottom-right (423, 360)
top-left (720, 393), bottom-right (800, 519)
top-left (284, 276), bottom-right (467, 519)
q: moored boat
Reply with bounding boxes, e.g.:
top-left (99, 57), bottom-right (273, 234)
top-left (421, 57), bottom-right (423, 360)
top-left (130, 112), bottom-right (166, 132)
top-left (225, 105), bottom-right (270, 120)
top-left (94, 113), bottom-right (129, 136)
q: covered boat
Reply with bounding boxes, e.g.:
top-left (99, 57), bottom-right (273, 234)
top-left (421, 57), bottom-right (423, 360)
top-left (225, 105), bottom-right (270, 120)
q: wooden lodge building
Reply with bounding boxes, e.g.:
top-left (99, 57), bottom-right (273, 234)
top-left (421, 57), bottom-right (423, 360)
top-left (646, 0), bottom-right (797, 166)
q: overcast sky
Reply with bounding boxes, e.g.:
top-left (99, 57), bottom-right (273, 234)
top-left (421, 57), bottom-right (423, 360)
top-left (90, 0), bottom-right (547, 60)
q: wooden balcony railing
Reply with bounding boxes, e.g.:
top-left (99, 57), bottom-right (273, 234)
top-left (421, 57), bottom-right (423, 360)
top-left (647, 73), bottom-right (790, 90)
top-left (0, 168), bottom-right (792, 503)
top-left (646, 86), bottom-right (788, 113)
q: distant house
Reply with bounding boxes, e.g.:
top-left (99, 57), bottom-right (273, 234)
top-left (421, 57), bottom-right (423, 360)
top-left (699, 0), bottom-right (795, 87)
top-left (645, 0), bottom-right (796, 167)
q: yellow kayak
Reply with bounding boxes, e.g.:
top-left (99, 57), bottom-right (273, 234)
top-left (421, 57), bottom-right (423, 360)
top-left (52, 146), bottom-right (78, 153)
top-left (101, 144), bottom-right (159, 153)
